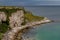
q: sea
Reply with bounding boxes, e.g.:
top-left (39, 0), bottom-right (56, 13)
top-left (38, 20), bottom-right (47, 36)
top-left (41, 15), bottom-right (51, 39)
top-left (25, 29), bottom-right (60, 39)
top-left (22, 6), bottom-right (60, 40)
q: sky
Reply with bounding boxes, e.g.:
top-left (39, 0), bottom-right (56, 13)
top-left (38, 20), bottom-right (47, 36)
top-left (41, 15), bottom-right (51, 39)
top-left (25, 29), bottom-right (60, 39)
top-left (0, 0), bottom-right (60, 6)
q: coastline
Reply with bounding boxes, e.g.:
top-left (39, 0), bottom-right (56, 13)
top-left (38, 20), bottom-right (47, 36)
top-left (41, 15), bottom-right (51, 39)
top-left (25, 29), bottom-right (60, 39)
top-left (2, 17), bottom-right (52, 40)
top-left (21, 17), bottom-right (52, 40)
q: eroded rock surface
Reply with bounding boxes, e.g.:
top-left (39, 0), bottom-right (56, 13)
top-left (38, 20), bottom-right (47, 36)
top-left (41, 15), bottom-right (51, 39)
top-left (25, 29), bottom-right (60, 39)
top-left (9, 10), bottom-right (24, 28)
top-left (0, 12), bottom-right (6, 22)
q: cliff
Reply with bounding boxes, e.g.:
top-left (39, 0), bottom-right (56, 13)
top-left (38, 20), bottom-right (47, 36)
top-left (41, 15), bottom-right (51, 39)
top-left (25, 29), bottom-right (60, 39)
top-left (0, 6), bottom-right (51, 40)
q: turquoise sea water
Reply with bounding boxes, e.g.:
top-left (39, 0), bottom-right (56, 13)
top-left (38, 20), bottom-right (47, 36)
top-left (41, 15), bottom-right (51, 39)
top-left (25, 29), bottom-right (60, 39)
top-left (23, 6), bottom-right (60, 40)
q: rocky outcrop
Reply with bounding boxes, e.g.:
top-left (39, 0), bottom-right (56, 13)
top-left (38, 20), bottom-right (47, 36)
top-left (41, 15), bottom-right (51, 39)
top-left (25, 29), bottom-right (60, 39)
top-left (9, 10), bottom-right (24, 29)
top-left (0, 12), bottom-right (6, 22)
top-left (2, 10), bottom-right (25, 40)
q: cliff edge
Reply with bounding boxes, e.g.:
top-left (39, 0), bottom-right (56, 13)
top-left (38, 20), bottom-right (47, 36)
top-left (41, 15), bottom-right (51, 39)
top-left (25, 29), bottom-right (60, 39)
top-left (0, 6), bottom-right (52, 40)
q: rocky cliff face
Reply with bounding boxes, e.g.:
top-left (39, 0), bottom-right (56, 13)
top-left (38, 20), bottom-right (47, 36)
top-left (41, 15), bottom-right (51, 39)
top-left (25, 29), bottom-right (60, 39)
top-left (1, 9), bottom-right (25, 40)
top-left (9, 10), bottom-right (24, 29)
top-left (0, 7), bottom-right (25, 40)
top-left (0, 12), bottom-right (7, 22)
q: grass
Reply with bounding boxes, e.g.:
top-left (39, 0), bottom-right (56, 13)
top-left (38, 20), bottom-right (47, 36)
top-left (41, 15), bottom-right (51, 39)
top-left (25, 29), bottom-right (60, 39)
top-left (0, 33), bottom-right (3, 40)
top-left (25, 11), bottom-right (44, 22)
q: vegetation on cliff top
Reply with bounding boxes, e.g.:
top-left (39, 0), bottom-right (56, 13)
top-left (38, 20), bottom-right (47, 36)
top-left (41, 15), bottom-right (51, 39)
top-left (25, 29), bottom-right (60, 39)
top-left (0, 6), bottom-right (44, 40)
top-left (0, 6), bottom-right (44, 22)
top-left (25, 11), bottom-right (44, 22)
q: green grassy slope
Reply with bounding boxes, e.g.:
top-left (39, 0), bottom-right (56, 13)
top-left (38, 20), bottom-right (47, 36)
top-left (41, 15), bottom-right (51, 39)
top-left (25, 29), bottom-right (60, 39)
top-left (25, 11), bottom-right (44, 22)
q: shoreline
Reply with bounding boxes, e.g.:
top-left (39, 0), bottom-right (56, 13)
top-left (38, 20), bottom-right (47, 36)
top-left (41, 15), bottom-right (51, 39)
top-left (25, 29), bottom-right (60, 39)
top-left (2, 17), bottom-right (52, 40)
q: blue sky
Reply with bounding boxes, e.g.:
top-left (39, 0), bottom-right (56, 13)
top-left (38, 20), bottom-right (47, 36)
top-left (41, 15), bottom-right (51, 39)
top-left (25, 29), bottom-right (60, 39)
top-left (0, 0), bottom-right (60, 6)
